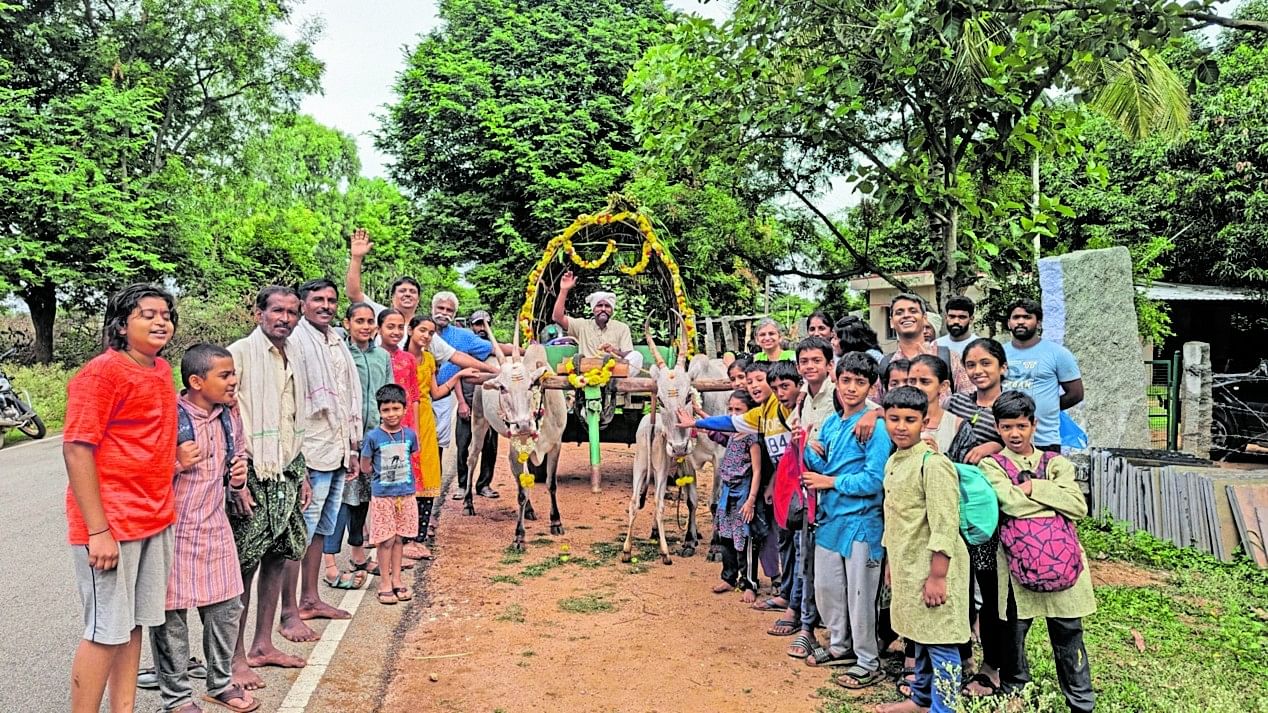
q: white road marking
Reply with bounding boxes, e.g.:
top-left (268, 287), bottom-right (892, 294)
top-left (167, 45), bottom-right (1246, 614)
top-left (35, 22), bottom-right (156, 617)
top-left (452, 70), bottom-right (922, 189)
top-left (276, 582), bottom-right (371, 713)
top-left (0, 432), bottom-right (62, 454)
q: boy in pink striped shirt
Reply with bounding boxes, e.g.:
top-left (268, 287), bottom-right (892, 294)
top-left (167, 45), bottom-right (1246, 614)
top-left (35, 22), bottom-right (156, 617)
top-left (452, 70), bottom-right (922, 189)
top-left (148, 344), bottom-right (258, 713)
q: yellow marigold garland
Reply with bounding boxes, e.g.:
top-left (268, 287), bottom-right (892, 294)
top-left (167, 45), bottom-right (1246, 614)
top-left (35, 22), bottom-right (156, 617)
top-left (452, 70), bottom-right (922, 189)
top-left (517, 210), bottom-right (698, 356)
top-left (565, 356), bottom-right (617, 388)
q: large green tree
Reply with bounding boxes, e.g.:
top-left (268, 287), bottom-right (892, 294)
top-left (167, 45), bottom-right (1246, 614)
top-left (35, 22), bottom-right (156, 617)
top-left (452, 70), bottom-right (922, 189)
top-left (628, 0), bottom-right (1268, 308)
top-left (1049, 9), bottom-right (1268, 293)
top-left (185, 115), bottom-right (463, 304)
top-left (0, 0), bottom-right (320, 362)
top-left (379, 0), bottom-right (779, 321)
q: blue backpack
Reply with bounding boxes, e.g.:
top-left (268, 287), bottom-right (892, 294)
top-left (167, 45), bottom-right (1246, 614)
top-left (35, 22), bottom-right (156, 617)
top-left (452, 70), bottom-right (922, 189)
top-left (922, 452), bottom-right (1000, 546)
top-left (176, 404), bottom-right (235, 484)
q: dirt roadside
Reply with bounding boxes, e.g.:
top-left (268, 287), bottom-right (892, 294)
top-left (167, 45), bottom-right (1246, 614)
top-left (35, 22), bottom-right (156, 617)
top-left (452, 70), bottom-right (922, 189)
top-left (379, 443), bottom-right (834, 713)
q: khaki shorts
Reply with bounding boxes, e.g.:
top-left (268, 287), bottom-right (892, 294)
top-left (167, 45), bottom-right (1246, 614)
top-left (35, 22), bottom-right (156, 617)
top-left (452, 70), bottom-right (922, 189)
top-left (73, 529), bottom-right (173, 645)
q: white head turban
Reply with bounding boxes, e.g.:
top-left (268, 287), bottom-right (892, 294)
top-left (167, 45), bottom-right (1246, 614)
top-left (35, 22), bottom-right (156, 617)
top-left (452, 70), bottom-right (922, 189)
top-left (587, 291), bottom-right (617, 310)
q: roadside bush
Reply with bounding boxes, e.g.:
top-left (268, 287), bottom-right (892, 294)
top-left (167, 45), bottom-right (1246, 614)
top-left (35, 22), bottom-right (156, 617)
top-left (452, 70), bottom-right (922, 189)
top-left (0, 295), bottom-right (256, 373)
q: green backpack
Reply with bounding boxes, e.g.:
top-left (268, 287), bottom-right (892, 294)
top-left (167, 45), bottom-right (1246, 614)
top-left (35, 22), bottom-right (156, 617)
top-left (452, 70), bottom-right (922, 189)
top-left (922, 452), bottom-right (1000, 546)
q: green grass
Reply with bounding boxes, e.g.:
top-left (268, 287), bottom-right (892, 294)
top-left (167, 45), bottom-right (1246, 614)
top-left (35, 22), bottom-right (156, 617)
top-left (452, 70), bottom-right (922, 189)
top-left (488, 574), bottom-right (521, 586)
top-left (1, 363), bottom-right (71, 445)
top-left (495, 604), bottom-right (525, 623)
top-left (499, 546), bottom-right (524, 565)
top-left (557, 592), bottom-right (616, 614)
top-left (819, 520), bottom-right (1268, 712)
top-left (588, 537), bottom-right (665, 572)
top-left (520, 555), bottom-right (567, 578)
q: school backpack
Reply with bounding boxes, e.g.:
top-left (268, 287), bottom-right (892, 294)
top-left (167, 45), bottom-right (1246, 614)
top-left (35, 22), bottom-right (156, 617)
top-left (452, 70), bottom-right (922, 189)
top-left (990, 451), bottom-right (1085, 593)
top-left (772, 430), bottom-right (814, 530)
top-left (921, 452), bottom-right (1000, 546)
top-left (176, 403), bottom-right (235, 484)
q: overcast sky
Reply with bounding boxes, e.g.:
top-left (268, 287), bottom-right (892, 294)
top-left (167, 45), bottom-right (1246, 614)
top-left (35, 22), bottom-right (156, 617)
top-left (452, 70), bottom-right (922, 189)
top-left (290, 0), bottom-right (731, 179)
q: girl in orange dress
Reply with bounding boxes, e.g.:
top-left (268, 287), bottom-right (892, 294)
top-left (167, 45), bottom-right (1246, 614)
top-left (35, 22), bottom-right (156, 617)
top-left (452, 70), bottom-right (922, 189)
top-left (406, 315), bottom-right (479, 559)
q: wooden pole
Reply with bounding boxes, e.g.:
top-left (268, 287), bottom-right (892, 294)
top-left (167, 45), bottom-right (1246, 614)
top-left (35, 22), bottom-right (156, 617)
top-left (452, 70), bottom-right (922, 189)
top-left (470, 374), bottom-right (733, 393)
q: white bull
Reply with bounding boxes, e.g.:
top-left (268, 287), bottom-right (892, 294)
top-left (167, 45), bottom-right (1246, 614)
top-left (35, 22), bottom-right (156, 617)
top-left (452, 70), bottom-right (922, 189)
top-left (463, 335), bottom-right (567, 551)
top-left (621, 326), bottom-right (721, 565)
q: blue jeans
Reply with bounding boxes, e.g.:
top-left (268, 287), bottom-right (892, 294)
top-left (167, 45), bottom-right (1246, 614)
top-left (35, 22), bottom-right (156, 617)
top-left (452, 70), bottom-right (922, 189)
top-left (322, 501), bottom-right (368, 555)
top-left (910, 642), bottom-right (961, 713)
top-left (303, 467), bottom-right (345, 541)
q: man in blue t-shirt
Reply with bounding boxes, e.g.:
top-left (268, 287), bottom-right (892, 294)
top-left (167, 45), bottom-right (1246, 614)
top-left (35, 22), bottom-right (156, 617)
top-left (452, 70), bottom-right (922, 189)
top-left (1002, 298), bottom-right (1084, 451)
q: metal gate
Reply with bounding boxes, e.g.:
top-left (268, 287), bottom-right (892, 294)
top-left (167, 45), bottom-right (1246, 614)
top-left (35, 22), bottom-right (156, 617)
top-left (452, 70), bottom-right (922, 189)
top-left (1146, 350), bottom-right (1181, 450)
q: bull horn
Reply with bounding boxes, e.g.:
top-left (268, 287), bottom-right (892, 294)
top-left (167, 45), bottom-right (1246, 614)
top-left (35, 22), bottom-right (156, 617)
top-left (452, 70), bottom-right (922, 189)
top-left (512, 313), bottom-right (522, 363)
top-left (487, 321), bottom-right (506, 367)
top-left (673, 310), bottom-right (688, 370)
top-left (644, 318), bottom-right (667, 369)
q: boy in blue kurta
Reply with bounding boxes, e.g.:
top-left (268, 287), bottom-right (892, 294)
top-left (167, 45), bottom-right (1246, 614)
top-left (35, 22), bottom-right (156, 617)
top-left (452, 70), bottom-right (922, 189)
top-left (802, 352), bottom-right (892, 688)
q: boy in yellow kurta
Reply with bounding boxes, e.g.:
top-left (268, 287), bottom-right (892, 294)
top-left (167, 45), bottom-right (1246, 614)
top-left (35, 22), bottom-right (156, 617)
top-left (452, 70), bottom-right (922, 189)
top-left (878, 387), bottom-right (969, 713)
top-left (980, 391), bottom-right (1095, 713)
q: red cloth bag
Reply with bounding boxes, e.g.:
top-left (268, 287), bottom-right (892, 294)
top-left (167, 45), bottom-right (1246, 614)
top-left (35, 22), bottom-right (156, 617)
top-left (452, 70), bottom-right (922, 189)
top-left (772, 431), bottom-right (815, 530)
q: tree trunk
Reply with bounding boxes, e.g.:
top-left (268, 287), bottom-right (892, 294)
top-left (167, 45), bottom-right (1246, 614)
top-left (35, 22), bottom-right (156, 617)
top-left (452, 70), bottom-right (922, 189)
top-left (23, 283), bottom-right (57, 365)
top-left (936, 205), bottom-right (959, 313)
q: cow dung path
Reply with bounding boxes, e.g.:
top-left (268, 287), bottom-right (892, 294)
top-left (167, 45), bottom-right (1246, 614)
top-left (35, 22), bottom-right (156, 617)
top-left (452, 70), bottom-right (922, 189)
top-left (380, 443), bottom-right (837, 713)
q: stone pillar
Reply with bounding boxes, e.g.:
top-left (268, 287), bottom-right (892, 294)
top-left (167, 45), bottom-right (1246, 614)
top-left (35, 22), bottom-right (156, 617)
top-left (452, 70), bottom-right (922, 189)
top-left (1181, 341), bottom-right (1213, 458)
top-left (1039, 246), bottom-right (1151, 449)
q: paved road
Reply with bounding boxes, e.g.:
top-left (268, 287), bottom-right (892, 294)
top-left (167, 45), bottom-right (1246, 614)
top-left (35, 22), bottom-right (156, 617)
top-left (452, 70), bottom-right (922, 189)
top-left (0, 434), bottom-right (416, 713)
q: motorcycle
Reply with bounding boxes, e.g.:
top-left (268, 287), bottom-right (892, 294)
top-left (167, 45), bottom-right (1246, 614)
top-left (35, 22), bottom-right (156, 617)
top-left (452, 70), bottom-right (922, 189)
top-left (0, 347), bottom-right (45, 448)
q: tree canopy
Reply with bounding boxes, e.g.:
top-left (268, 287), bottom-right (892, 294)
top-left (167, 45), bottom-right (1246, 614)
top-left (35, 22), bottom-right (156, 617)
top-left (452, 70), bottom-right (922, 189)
top-left (627, 0), bottom-right (1268, 313)
top-left (378, 0), bottom-right (784, 323)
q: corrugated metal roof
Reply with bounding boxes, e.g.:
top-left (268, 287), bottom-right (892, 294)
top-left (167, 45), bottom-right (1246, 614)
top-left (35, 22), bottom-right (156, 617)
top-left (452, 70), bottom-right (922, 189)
top-left (1143, 281), bottom-right (1259, 302)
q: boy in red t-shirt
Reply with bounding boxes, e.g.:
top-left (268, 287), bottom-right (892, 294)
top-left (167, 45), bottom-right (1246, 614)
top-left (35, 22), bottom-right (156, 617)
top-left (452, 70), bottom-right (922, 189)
top-left (65, 284), bottom-right (180, 713)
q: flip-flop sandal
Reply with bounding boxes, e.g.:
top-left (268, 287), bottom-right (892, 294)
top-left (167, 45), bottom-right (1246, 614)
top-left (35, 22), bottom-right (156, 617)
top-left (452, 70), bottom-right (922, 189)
top-left (394, 587), bottom-right (413, 601)
top-left (377, 590), bottom-right (399, 605)
top-left (787, 632), bottom-right (816, 658)
top-left (834, 665), bottom-right (886, 690)
top-left (895, 669), bottom-right (916, 698)
top-left (751, 597), bottom-right (787, 611)
top-left (202, 683), bottom-right (260, 712)
top-left (322, 571), bottom-right (360, 590)
top-left (138, 658), bottom-right (206, 689)
top-left (136, 667), bottom-right (158, 690)
top-left (767, 618), bottom-right (797, 636)
top-left (962, 672), bottom-right (1001, 697)
top-left (805, 646), bottom-right (857, 667)
top-left (172, 703), bottom-right (203, 713)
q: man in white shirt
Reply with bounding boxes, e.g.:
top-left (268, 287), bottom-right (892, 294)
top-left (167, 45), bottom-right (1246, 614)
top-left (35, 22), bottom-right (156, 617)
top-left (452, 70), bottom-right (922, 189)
top-left (934, 295), bottom-right (981, 358)
top-left (551, 270), bottom-right (645, 372)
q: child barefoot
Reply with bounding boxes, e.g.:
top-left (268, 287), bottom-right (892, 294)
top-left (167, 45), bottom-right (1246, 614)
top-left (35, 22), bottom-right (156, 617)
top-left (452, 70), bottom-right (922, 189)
top-left (710, 390), bottom-right (763, 603)
top-left (980, 391), bottom-right (1096, 713)
top-left (360, 385), bottom-right (421, 605)
top-left (877, 386), bottom-right (969, 713)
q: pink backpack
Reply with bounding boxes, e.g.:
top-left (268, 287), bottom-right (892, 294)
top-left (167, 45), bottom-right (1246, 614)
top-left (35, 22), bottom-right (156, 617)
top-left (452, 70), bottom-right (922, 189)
top-left (990, 452), bottom-right (1085, 593)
